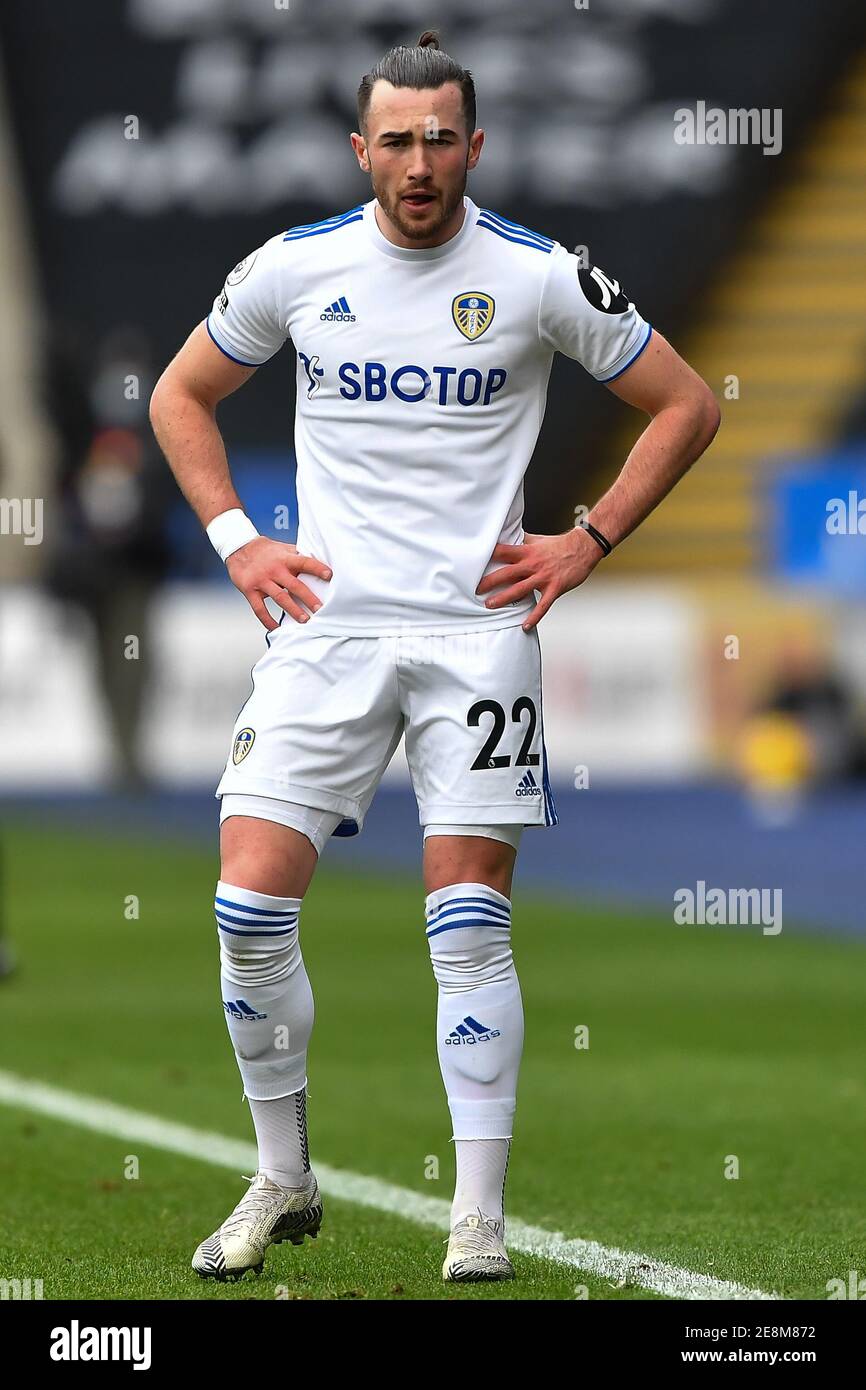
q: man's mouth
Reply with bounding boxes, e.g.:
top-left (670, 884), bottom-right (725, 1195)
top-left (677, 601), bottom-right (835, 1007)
top-left (401, 191), bottom-right (436, 209)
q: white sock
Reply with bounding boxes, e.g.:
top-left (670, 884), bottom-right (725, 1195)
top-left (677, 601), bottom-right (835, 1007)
top-left (215, 881), bottom-right (315, 1184)
top-left (452, 1137), bottom-right (511, 1226)
top-left (425, 881), bottom-right (524, 1142)
top-left (248, 1091), bottom-right (311, 1190)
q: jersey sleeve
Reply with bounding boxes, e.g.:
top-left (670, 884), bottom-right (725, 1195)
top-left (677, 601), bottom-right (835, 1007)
top-left (206, 235), bottom-right (289, 367)
top-left (538, 244), bottom-right (652, 383)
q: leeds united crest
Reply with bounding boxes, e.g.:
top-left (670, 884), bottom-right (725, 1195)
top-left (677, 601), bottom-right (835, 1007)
top-left (233, 728), bottom-right (255, 765)
top-left (452, 291), bottom-right (495, 341)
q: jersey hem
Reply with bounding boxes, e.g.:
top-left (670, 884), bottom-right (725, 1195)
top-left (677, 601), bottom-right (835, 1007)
top-left (304, 607), bottom-right (535, 638)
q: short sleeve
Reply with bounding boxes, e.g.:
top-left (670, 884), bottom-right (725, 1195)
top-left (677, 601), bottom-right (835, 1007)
top-left (538, 245), bottom-right (652, 383)
top-left (206, 236), bottom-right (289, 367)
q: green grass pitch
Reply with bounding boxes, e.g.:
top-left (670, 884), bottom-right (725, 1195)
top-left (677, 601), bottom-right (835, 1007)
top-left (1, 820), bottom-right (864, 1300)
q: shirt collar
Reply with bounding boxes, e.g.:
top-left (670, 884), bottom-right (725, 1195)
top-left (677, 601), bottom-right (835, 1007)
top-left (364, 195), bottom-right (478, 262)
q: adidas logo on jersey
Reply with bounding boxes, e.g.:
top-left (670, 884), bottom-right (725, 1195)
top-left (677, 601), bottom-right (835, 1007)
top-left (321, 295), bottom-right (356, 322)
top-left (445, 1015), bottom-right (501, 1046)
top-left (515, 770), bottom-right (542, 798)
top-left (222, 998), bottom-right (267, 1021)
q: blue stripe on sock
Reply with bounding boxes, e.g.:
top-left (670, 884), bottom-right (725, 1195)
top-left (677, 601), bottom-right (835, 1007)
top-left (426, 894), bottom-right (510, 915)
top-left (215, 895), bottom-right (297, 918)
top-left (216, 921), bottom-right (297, 937)
top-left (426, 916), bottom-right (510, 939)
top-left (425, 897), bottom-right (511, 927)
top-left (215, 911), bottom-right (297, 930)
top-left (426, 910), bottom-right (511, 936)
top-left (215, 908), bottom-right (297, 926)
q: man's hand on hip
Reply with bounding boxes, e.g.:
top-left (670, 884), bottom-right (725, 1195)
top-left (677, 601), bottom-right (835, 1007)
top-left (476, 528), bottom-right (603, 632)
top-left (226, 537), bottom-right (332, 631)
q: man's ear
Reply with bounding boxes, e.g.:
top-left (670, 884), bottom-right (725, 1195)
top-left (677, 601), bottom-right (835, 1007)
top-left (350, 132), bottom-right (370, 172)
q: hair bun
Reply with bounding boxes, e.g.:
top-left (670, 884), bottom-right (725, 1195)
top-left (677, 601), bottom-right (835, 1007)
top-left (417, 30), bottom-right (441, 49)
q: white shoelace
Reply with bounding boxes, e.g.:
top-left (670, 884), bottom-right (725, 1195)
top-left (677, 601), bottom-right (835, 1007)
top-left (222, 1175), bottom-right (284, 1236)
top-left (444, 1207), bottom-right (504, 1253)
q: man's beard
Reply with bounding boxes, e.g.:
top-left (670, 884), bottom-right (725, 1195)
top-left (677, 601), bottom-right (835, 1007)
top-left (371, 163), bottom-right (468, 242)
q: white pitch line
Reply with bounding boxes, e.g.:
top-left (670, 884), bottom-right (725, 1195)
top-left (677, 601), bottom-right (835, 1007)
top-left (0, 1070), bottom-right (779, 1300)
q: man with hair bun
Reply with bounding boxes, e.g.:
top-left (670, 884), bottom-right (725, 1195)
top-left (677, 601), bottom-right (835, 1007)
top-left (151, 28), bottom-right (719, 1286)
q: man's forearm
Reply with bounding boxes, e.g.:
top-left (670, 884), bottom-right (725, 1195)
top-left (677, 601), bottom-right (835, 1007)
top-left (149, 385), bottom-right (242, 529)
top-left (586, 397), bottom-right (720, 549)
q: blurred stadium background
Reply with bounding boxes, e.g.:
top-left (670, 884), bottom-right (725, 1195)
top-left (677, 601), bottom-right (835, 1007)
top-left (2, 0), bottom-right (865, 927)
top-left (2, 0), bottom-right (866, 1301)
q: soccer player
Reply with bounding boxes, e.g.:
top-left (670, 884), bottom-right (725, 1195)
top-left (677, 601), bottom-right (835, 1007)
top-left (150, 31), bottom-right (720, 1284)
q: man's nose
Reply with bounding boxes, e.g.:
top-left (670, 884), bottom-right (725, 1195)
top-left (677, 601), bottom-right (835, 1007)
top-left (406, 139), bottom-right (434, 179)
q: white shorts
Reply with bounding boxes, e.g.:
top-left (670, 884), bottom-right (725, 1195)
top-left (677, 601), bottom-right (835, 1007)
top-left (215, 620), bottom-right (558, 844)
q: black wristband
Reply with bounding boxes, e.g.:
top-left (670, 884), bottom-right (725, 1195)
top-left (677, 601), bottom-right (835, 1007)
top-left (577, 519), bottom-right (613, 556)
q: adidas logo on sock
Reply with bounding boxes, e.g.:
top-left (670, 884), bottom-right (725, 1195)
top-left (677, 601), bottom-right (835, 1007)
top-left (514, 769), bottom-right (541, 798)
top-left (445, 1015), bottom-right (501, 1046)
top-left (320, 295), bottom-right (356, 322)
top-left (222, 998), bottom-right (268, 1021)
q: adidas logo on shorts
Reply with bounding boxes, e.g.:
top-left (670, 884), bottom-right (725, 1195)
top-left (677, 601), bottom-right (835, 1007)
top-left (514, 769), bottom-right (541, 798)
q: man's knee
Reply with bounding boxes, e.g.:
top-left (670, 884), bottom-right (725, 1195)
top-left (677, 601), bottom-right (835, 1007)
top-left (220, 815), bottom-right (319, 898)
top-left (422, 826), bottom-right (520, 896)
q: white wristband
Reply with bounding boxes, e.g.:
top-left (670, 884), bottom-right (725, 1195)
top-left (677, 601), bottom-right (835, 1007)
top-left (206, 509), bottom-right (260, 562)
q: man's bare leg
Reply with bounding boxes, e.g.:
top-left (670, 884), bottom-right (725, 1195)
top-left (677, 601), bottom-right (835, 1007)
top-left (220, 815), bottom-right (319, 898)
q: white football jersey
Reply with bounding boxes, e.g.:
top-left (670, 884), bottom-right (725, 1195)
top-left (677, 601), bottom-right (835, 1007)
top-left (207, 195), bottom-right (651, 635)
